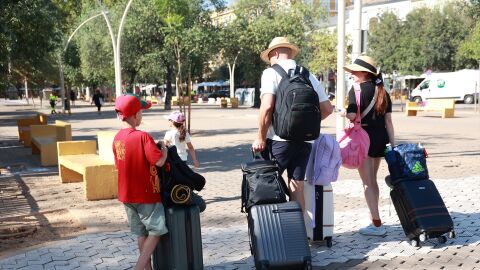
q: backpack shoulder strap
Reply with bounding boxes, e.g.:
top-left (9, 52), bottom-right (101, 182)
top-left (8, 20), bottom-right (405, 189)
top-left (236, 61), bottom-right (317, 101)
top-left (271, 64), bottom-right (289, 79)
top-left (296, 65), bottom-right (313, 87)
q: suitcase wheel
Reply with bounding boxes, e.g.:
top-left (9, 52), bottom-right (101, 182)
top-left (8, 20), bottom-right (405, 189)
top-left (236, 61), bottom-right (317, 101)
top-left (419, 233), bottom-right (427, 242)
top-left (449, 231), bottom-right (456, 239)
top-left (325, 237), bottom-right (333, 248)
top-left (410, 238), bottom-right (420, 247)
top-left (437, 235), bottom-right (448, 244)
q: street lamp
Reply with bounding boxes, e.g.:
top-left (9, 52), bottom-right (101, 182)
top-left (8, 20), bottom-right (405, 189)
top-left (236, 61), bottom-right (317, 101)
top-left (96, 0), bottom-right (134, 98)
top-left (59, 12), bottom-right (106, 113)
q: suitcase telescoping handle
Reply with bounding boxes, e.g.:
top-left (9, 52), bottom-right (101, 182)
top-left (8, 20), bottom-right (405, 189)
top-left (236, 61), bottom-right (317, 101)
top-left (251, 149), bottom-right (263, 160)
top-left (251, 140), bottom-right (275, 161)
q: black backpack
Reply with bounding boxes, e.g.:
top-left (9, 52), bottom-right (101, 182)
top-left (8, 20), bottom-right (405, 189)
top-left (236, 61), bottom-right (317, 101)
top-left (156, 143), bottom-right (205, 192)
top-left (241, 152), bottom-right (289, 213)
top-left (271, 64), bottom-right (321, 141)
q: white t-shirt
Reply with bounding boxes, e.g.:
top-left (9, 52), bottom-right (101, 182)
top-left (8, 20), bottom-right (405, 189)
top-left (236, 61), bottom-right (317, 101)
top-left (164, 129), bottom-right (191, 161)
top-left (260, 59), bottom-right (329, 142)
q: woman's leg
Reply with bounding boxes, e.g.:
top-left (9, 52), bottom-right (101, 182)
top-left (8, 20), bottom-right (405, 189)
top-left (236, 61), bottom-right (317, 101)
top-left (358, 157), bottom-right (380, 220)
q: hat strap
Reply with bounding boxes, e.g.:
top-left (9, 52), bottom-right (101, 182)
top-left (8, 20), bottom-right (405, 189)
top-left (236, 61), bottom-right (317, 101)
top-left (354, 59), bottom-right (377, 74)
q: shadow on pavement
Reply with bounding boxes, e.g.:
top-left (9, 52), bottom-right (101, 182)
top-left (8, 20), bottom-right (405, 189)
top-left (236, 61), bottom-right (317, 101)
top-left (197, 143), bottom-right (252, 173)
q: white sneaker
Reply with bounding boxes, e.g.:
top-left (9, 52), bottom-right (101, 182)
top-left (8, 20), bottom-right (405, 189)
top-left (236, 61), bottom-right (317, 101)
top-left (359, 223), bottom-right (387, 236)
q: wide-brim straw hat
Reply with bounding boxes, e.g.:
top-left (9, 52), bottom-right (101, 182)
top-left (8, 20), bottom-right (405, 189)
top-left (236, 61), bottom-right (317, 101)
top-left (260, 37), bottom-right (300, 63)
top-left (343, 55), bottom-right (378, 75)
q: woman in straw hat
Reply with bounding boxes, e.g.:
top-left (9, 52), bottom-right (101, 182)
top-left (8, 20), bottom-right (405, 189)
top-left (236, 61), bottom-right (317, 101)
top-left (343, 55), bottom-right (395, 236)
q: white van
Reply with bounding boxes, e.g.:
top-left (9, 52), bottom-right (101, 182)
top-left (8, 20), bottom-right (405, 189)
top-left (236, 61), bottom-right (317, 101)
top-left (410, 69), bottom-right (480, 104)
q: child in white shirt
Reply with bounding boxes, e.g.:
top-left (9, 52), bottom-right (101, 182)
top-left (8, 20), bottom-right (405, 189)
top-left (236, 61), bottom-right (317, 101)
top-left (164, 111), bottom-right (200, 168)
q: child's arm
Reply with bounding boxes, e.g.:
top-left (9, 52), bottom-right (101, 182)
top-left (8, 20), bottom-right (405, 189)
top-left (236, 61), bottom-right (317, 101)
top-left (187, 142), bottom-right (199, 168)
top-left (163, 132), bottom-right (171, 146)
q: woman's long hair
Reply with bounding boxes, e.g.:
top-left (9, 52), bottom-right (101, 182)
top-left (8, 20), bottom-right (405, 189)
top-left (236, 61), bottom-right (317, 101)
top-left (173, 121), bottom-right (186, 141)
top-left (367, 73), bottom-right (388, 115)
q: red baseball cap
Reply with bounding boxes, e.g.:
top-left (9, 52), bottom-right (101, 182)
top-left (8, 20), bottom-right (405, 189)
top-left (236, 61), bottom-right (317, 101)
top-left (115, 94), bottom-right (152, 120)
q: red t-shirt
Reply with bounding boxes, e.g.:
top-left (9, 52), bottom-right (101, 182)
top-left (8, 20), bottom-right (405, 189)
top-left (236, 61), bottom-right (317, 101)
top-left (113, 128), bottom-right (163, 203)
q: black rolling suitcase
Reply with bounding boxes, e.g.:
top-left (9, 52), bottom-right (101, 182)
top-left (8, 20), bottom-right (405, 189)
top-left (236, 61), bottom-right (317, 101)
top-left (248, 201), bottom-right (312, 270)
top-left (390, 179), bottom-right (455, 247)
top-left (152, 205), bottom-right (203, 270)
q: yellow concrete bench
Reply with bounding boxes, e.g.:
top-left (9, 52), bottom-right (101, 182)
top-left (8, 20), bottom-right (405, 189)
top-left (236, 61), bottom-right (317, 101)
top-left (31, 120), bottom-right (72, 166)
top-left (405, 99), bottom-right (455, 118)
top-left (146, 96), bottom-right (159, 105)
top-left (17, 113), bottom-right (48, 147)
top-left (57, 132), bottom-right (117, 201)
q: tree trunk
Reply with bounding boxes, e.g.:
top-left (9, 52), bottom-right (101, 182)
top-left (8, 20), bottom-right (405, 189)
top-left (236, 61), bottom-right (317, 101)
top-left (164, 63), bottom-right (173, 111)
top-left (253, 79), bottom-right (261, 108)
top-left (128, 71), bottom-right (137, 91)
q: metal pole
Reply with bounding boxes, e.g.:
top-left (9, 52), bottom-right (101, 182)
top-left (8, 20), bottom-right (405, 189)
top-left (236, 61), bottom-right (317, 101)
top-left (60, 12), bottom-right (105, 114)
top-left (476, 60), bottom-right (480, 113)
top-left (336, 0), bottom-right (346, 137)
top-left (59, 55), bottom-right (65, 113)
top-left (116, 0), bottom-right (134, 99)
top-left (96, 0), bottom-right (120, 97)
top-left (64, 13), bottom-right (106, 53)
top-left (352, 0), bottom-right (362, 61)
top-left (58, 12), bottom-right (108, 113)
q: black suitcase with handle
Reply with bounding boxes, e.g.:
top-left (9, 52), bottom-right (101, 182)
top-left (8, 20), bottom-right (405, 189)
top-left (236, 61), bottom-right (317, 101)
top-left (248, 201), bottom-right (312, 270)
top-left (390, 178), bottom-right (455, 247)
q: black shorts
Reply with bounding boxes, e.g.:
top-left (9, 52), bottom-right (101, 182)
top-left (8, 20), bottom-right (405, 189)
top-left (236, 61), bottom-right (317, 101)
top-left (270, 140), bottom-right (312, 181)
top-left (363, 126), bottom-right (389, 158)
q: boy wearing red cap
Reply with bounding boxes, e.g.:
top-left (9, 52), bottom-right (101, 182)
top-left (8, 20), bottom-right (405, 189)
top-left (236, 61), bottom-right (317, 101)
top-left (113, 94), bottom-right (168, 270)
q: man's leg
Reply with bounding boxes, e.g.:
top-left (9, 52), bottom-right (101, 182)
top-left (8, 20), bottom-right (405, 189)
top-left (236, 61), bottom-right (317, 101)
top-left (135, 235), bottom-right (160, 270)
top-left (288, 179), bottom-right (305, 211)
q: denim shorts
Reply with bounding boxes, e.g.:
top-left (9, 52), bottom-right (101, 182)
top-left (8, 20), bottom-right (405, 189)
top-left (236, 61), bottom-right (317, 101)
top-left (271, 140), bottom-right (312, 180)
top-left (124, 202), bottom-right (169, 237)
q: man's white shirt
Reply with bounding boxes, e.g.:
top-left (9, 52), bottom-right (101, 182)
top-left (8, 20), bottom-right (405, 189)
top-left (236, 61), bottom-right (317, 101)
top-left (260, 59), bottom-right (328, 142)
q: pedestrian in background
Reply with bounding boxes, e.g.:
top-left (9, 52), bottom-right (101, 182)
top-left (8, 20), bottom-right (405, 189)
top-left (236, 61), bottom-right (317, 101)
top-left (70, 89), bottom-right (76, 107)
top-left (91, 89), bottom-right (104, 114)
top-left (343, 55), bottom-right (395, 236)
top-left (113, 94), bottom-right (168, 270)
top-left (49, 92), bottom-right (57, 114)
top-left (163, 111), bottom-right (200, 168)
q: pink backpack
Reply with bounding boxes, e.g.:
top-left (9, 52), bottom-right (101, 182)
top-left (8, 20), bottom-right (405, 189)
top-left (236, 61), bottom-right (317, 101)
top-left (337, 83), bottom-right (376, 169)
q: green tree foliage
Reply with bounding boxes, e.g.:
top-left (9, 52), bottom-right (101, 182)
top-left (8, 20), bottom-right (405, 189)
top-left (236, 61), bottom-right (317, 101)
top-left (458, 22), bottom-right (480, 62)
top-left (225, 0), bottom-right (320, 106)
top-left (155, 0), bottom-right (221, 95)
top-left (305, 30), bottom-right (338, 75)
top-left (368, 4), bottom-right (475, 74)
top-left (0, 0), bottom-right (62, 91)
top-left (368, 12), bottom-right (402, 73)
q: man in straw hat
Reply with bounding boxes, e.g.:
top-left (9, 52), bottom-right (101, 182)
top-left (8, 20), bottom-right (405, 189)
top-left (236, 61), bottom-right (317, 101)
top-left (343, 55), bottom-right (395, 236)
top-left (252, 37), bottom-right (333, 211)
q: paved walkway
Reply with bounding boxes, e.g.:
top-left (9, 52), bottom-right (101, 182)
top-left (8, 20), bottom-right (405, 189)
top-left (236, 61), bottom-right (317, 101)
top-left (1, 98), bottom-right (480, 269)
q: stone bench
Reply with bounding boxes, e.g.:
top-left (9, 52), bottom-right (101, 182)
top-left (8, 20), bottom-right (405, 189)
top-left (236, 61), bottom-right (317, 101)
top-left (17, 113), bottom-right (48, 147)
top-left (405, 99), bottom-right (455, 118)
top-left (31, 120), bottom-right (72, 166)
top-left (57, 132), bottom-right (117, 201)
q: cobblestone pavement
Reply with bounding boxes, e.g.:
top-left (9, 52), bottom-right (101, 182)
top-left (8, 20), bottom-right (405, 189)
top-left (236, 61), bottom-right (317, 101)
top-left (1, 99), bottom-right (480, 269)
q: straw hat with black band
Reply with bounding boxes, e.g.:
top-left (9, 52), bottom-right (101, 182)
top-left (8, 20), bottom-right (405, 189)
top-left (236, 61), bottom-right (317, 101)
top-left (260, 37), bottom-right (300, 64)
top-left (343, 56), bottom-right (378, 75)
top-left (344, 55), bottom-right (385, 86)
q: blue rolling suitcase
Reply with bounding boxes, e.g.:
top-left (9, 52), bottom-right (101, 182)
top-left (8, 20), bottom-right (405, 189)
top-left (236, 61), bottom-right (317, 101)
top-left (248, 201), bottom-right (312, 270)
top-left (390, 179), bottom-right (455, 247)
